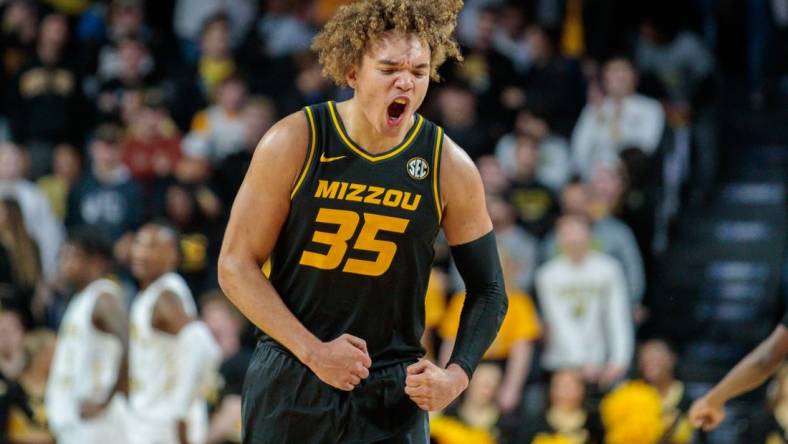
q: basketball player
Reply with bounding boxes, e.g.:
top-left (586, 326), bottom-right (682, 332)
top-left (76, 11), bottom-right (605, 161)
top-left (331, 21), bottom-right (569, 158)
top-left (127, 222), bottom-right (220, 444)
top-left (689, 314), bottom-right (788, 431)
top-left (218, 1), bottom-right (508, 442)
top-left (46, 229), bottom-right (128, 444)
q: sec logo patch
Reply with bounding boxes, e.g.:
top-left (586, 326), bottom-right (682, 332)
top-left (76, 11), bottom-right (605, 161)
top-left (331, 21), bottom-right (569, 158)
top-left (406, 157), bottom-right (429, 180)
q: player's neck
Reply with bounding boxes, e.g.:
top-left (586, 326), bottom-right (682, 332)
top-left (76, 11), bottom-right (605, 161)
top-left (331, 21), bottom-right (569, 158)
top-left (337, 99), bottom-right (413, 154)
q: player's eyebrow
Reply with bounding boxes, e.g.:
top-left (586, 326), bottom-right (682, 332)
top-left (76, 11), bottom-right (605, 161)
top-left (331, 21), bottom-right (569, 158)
top-left (378, 60), bottom-right (429, 69)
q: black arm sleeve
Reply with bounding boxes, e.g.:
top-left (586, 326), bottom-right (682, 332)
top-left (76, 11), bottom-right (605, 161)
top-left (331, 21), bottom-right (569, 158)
top-left (447, 230), bottom-right (508, 379)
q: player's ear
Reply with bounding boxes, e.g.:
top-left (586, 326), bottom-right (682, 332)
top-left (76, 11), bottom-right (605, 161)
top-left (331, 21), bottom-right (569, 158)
top-left (346, 66), bottom-right (358, 89)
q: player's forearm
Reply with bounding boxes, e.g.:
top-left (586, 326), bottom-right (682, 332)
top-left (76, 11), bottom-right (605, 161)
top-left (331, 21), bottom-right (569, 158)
top-left (218, 255), bottom-right (321, 364)
top-left (706, 332), bottom-right (783, 405)
top-left (447, 231), bottom-right (508, 378)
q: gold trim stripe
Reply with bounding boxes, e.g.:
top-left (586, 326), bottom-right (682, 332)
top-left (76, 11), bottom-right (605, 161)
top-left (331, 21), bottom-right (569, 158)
top-left (433, 127), bottom-right (444, 223)
top-left (290, 106), bottom-right (317, 199)
top-left (327, 101), bottom-right (424, 162)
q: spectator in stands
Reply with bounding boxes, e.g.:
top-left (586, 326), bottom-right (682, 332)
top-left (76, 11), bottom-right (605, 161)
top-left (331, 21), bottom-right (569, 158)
top-left (589, 167), bottom-right (646, 306)
top-left (6, 329), bottom-right (55, 444)
top-left (173, 0), bottom-right (255, 59)
top-left (272, 53), bottom-right (334, 116)
top-left (638, 338), bottom-right (693, 444)
top-left (543, 179), bottom-right (645, 307)
top-left (95, 36), bottom-right (158, 124)
top-left (95, 0), bottom-right (154, 82)
top-left (535, 215), bottom-right (633, 386)
top-left (436, 82), bottom-right (494, 160)
top-left (441, 237), bottom-right (542, 414)
top-left (0, 198), bottom-right (42, 327)
top-left (121, 93), bottom-right (182, 196)
top-left (0, 310), bottom-right (26, 380)
top-left (443, 6), bottom-right (518, 124)
top-left (506, 134), bottom-right (560, 238)
top-left (212, 96), bottom-right (277, 208)
top-left (255, 0), bottom-right (315, 58)
top-left (171, 12), bottom-right (238, 130)
top-left (635, 18), bottom-right (714, 106)
top-left (617, 147), bottom-right (659, 262)
top-left (0, 365), bottom-right (31, 444)
top-left (182, 73), bottom-right (248, 168)
top-left (161, 182), bottom-right (222, 295)
top-left (200, 290), bottom-right (250, 444)
top-left (7, 12), bottom-right (84, 177)
top-left (571, 56), bottom-right (665, 179)
top-left (518, 24), bottom-right (585, 137)
top-left (0, 0), bottom-right (39, 117)
top-left (522, 369), bottom-right (603, 444)
top-left (452, 193), bottom-right (538, 292)
top-left (65, 123), bottom-right (143, 242)
top-left (36, 143), bottom-right (82, 221)
top-left (495, 107), bottom-right (571, 192)
top-left (476, 155), bottom-right (510, 196)
top-left (0, 143), bottom-right (63, 282)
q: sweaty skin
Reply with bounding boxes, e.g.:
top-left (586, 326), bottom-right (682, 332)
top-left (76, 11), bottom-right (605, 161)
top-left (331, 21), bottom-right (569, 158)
top-left (219, 32), bottom-right (492, 410)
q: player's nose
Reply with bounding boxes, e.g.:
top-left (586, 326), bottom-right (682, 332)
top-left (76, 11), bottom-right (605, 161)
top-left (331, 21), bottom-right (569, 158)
top-left (394, 73), bottom-right (414, 91)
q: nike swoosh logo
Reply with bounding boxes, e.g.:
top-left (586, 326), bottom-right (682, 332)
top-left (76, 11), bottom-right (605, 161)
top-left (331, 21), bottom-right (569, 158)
top-left (319, 154), bottom-right (347, 163)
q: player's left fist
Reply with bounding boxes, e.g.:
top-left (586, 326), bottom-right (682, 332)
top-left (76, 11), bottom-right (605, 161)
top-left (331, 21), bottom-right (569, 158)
top-left (404, 359), bottom-right (469, 411)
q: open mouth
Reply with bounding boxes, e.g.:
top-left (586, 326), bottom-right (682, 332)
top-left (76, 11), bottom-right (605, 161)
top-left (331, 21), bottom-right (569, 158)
top-left (386, 98), bottom-right (408, 126)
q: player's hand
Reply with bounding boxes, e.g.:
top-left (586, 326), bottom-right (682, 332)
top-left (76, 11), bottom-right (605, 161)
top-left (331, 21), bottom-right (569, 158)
top-left (689, 396), bottom-right (726, 432)
top-left (307, 334), bottom-right (371, 391)
top-left (404, 360), bottom-right (468, 411)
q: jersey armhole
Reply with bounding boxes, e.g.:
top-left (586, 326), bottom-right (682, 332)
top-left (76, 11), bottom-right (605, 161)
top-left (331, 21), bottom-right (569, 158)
top-left (290, 106), bottom-right (317, 200)
top-left (433, 127), bottom-right (445, 223)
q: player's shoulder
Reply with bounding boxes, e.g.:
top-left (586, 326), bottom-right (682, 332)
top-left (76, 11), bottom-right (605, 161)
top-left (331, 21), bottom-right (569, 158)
top-left (439, 134), bottom-right (478, 178)
top-left (246, 109), bottom-right (312, 187)
top-left (254, 110), bottom-right (311, 160)
top-left (437, 134), bottom-right (484, 204)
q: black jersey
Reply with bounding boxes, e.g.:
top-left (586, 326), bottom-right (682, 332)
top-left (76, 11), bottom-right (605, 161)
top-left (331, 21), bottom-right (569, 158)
top-left (265, 101), bottom-right (444, 369)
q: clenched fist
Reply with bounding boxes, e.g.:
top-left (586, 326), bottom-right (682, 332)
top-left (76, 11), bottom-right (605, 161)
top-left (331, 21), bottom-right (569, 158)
top-left (404, 359), bottom-right (468, 411)
top-left (306, 334), bottom-right (371, 391)
top-left (689, 396), bottom-right (726, 432)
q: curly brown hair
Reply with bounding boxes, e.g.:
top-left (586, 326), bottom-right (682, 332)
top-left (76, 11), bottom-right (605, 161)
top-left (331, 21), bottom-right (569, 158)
top-left (311, 0), bottom-right (464, 86)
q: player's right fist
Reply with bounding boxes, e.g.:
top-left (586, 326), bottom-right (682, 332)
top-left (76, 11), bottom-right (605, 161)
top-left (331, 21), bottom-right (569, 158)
top-left (688, 396), bottom-right (726, 432)
top-left (307, 333), bottom-right (372, 391)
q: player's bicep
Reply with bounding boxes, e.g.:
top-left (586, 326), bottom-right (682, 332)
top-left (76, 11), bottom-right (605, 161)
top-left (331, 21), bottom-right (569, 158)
top-left (439, 137), bottom-right (493, 245)
top-left (92, 292), bottom-right (128, 339)
top-left (221, 112), bottom-right (309, 265)
top-left (152, 290), bottom-right (190, 335)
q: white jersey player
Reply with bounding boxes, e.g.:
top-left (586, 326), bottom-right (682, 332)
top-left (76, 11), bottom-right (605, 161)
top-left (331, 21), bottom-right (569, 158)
top-left (127, 223), bottom-right (221, 444)
top-left (46, 230), bottom-right (129, 444)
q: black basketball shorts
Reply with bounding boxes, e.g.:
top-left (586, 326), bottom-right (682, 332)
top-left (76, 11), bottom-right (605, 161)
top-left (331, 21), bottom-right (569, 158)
top-left (241, 341), bottom-right (429, 444)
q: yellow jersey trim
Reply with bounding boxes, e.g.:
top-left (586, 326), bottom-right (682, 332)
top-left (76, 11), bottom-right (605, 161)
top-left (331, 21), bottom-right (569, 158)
top-left (327, 101), bottom-right (424, 163)
top-left (433, 127), bottom-right (444, 223)
top-left (291, 106), bottom-right (317, 199)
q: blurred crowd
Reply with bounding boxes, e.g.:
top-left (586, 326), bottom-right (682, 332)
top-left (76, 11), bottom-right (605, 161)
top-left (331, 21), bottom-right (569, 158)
top-left (0, 0), bottom-right (787, 443)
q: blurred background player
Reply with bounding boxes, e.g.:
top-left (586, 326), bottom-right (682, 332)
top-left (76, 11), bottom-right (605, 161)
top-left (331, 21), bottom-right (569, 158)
top-left (128, 222), bottom-right (220, 444)
top-left (46, 228), bottom-right (128, 444)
